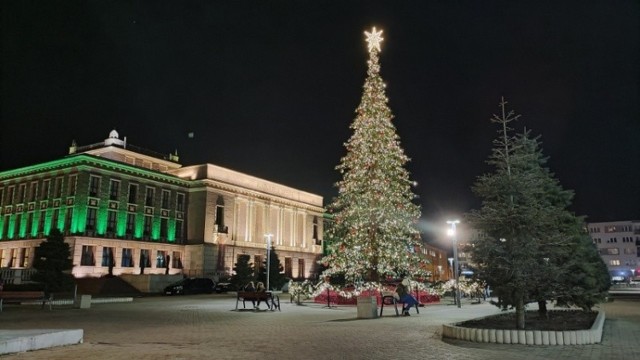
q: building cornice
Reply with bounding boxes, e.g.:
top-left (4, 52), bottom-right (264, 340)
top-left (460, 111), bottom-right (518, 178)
top-left (0, 154), bottom-right (189, 186)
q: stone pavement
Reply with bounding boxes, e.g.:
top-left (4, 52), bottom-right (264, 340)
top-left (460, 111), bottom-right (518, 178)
top-left (0, 295), bottom-right (638, 360)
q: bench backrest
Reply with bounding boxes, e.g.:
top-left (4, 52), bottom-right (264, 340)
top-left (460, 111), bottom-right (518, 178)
top-left (0, 291), bottom-right (45, 299)
top-left (237, 291), bottom-right (271, 299)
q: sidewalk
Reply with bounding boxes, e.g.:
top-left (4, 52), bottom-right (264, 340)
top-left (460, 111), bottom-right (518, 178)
top-left (0, 295), bottom-right (638, 359)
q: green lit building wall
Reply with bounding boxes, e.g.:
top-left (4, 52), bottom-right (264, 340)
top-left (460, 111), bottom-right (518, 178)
top-left (0, 156), bottom-right (188, 244)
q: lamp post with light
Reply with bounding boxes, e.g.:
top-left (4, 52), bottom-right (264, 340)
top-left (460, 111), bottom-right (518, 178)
top-left (264, 234), bottom-right (273, 291)
top-left (447, 220), bottom-right (461, 308)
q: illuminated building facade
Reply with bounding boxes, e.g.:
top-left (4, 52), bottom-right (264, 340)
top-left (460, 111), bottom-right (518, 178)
top-left (588, 220), bottom-right (640, 281)
top-left (0, 131), bottom-right (324, 281)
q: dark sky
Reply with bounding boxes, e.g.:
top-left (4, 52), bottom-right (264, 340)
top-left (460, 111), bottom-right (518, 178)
top-left (2, 1), bottom-right (639, 235)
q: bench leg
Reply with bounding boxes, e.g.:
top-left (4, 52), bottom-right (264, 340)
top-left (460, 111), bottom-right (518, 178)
top-left (393, 300), bottom-right (399, 316)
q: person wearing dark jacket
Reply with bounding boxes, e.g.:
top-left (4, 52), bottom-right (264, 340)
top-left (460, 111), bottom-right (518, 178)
top-left (395, 278), bottom-right (419, 316)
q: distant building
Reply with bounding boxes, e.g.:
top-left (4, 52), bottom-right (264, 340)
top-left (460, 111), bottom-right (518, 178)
top-left (419, 243), bottom-right (450, 282)
top-left (588, 220), bottom-right (640, 281)
top-left (0, 131), bottom-right (324, 282)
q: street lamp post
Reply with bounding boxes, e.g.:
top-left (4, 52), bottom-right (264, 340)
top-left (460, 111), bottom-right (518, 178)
top-left (447, 220), bottom-right (461, 308)
top-left (264, 234), bottom-right (273, 291)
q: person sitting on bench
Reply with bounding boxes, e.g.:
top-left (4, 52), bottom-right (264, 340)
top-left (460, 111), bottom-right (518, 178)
top-left (395, 278), bottom-right (418, 316)
top-left (255, 282), bottom-right (271, 310)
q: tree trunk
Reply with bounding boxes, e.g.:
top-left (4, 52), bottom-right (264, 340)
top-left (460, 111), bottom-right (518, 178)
top-left (516, 295), bottom-right (526, 329)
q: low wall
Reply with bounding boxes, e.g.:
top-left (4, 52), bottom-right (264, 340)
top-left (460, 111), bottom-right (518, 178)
top-left (442, 310), bottom-right (605, 345)
top-left (120, 274), bottom-right (183, 294)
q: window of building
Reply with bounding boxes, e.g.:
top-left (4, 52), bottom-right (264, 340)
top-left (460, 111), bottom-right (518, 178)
top-left (610, 259), bottom-right (620, 266)
top-left (156, 250), bottom-right (167, 268)
top-left (52, 209), bottom-right (60, 232)
top-left (68, 175), bottom-right (77, 196)
top-left (18, 184), bottom-right (26, 203)
top-left (128, 184), bottom-right (138, 203)
top-left (15, 214), bottom-right (22, 238)
top-left (215, 196), bottom-right (225, 231)
top-left (624, 248), bottom-right (635, 255)
top-left (140, 249), bottom-right (151, 268)
top-left (81, 245), bottom-right (95, 266)
top-left (8, 248), bottom-right (17, 267)
top-left (607, 248), bottom-right (619, 255)
top-left (64, 208), bottom-right (73, 233)
top-left (109, 180), bottom-right (120, 200)
top-left (172, 251), bottom-right (182, 269)
top-left (38, 211), bottom-right (46, 234)
top-left (126, 213), bottom-right (135, 235)
top-left (160, 218), bottom-right (168, 239)
top-left (86, 208), bottom-right (97, 231)
top-left (143, 216), bottom-right (152, 237)
top-left (101, 247), bottom-right (115, 267)
top-left (29, 181), bottom-right (38, 202)
top-left (0, 188), bottom-right (4, 207)
top-left (0, 249), bottom-right (5, 267)
top-left (121, 248), bottom-right (134, 267)
top-left (6, 186), bottom-right (14, 205)
top-left (89, 176), bottom-right (100, 197)
top-left (54, 177), bottom-right (63, 198)
top-left (2, 216), bottom-right (9, 239)
top-left (313, 216), bottom-right (320, 245)
top-left (26, 212), bottom-right (33, 236)
top-left (176, 193), bottom-right (185, 212)
top-left (284, 257), bottom-right (292, 278)
top-left (21, 248), bottom-right (30, 267)
top-left (41, 180), bottom-right (50, 200)
top-left (145, 187), bottom-right (155, 206)
top-left (161, 190), bottom-right (170, 209)
top-left (175, 220), bottom-right (183, 241)
top-left (298, 258), bottom-right (305, 279)
top-left (107, 211), bottom-right (117, 233)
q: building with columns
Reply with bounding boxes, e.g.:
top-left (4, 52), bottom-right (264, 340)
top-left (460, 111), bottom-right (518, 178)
top-left (0, 131), bottom-right (324, 283)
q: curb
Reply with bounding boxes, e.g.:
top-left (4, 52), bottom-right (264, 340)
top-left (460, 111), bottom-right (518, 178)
top-left (442, 310), bottom-right (605, 345)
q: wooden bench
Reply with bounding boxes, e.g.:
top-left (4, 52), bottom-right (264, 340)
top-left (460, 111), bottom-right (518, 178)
top-left (235, 291), bottom-right (281, 311)
top-left (0, 291), bottom-right (52, 312)
top-left (379, 293), bottom-right (419, 317)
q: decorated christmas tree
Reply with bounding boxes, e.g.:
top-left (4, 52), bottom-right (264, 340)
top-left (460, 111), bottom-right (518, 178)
top-left (320, 28), bottom-right (425, 283)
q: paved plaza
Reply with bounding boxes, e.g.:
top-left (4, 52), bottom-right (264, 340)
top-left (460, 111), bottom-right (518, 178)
top-left (0, 295), bottom-right (639, 360)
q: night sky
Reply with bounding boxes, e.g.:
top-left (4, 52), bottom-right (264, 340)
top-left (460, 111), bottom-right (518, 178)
top-left (2, 1), bottom-right (638, 239)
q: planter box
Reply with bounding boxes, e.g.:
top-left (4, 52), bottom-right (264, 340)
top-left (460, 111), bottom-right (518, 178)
top-left (442, 310), bottom-right (605, 346)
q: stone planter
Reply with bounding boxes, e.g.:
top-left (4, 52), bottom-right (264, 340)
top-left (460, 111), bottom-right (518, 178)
top-left (356, 296), bottom-right (378, 319)
top-left (442, 310), bottom-right (605, 345)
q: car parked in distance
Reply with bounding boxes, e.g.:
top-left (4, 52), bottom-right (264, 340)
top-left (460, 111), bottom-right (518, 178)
top-left (214, 282), bottom-right (231, 293)
top-left (164, 278), bottom-right (214, 295)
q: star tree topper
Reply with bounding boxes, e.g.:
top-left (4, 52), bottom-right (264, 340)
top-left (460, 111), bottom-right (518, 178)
top-left (364, 27), bottom-right (384, 52)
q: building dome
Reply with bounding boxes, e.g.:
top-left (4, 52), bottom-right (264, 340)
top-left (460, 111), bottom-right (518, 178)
top-left (109, 129), bottom-right (119, 139)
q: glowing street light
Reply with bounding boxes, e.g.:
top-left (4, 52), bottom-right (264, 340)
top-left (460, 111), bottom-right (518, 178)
top-left (447, 220), bottom-right (461, 308)
top-left (264, 234), bottom-right (273, 291)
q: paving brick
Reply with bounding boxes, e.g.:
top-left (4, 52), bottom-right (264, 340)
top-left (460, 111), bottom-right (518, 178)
top-left (0, 296), bottom-right (638, 359)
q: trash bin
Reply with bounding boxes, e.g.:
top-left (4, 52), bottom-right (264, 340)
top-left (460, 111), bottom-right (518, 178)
top-left (357, 296), bottom-right (378, 319)
top-left (75, 294), bottom-right (91, 309)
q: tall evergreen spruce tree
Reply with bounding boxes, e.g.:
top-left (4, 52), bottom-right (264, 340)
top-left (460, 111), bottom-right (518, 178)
top-left (320, 28), bottom-right (424, 283)
top-left (468, 98), bottom-right (609, 329)
top-left (230, 254), bottom-right (254, 290)
top-left (257, 245), bottom-right (286, 290)
top-left (31, 228), bottom-right (75, 294)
